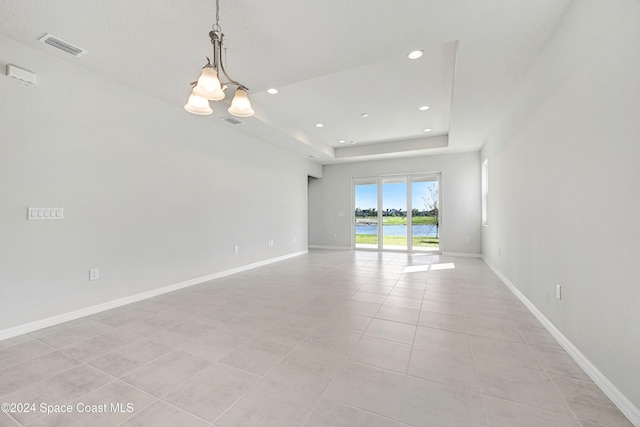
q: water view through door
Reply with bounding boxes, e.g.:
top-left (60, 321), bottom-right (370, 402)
top-left (354, 174), bottom-right (440, 252)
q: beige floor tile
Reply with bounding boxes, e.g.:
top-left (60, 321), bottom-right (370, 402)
top-left (518, 326), bottom-right (563, 349)
top-left (60, 330), bottom-right (139, 361)
top-left (302, 329), bottom-right (361, 358)
top-left (304, 399), bottom-right (395, 427)
top-left (318, 312), bottom-right (372, 334)
top-left (88, 338), bottom-right (172, 377)
top-left (145, 319), bottom-right (216, 348)
top-left (215, 379), bottom-right (319, 427)
top-left (35, 321), bottom-right (115, 349)
top-left (531, 346), bottom-right (592, 382)
top-left (408, 346), bottom-right (479, 391)
top-left (0, 334), bottom-right (34, 351)
top-left (423, 289), bottom-right (461, 303)
top-left (349, 336), bottom-right (412, 374)
top-left (2, 364), bottom-right (112, 425)
top-left (0, 340), bottom-right (53, 371)
top-left (383, 295), bottom-right (423, 309)
top-left (0, 412), bottom-right (20, 427)
top-left (179, 326), bottom-right (256, 362)
top-left (27, 380), bottom-right (156, 427)
top-left (219, 338), bottom-right (292, 376)
top-left (475, 359), bottom-right (572, 415)
top-left (325, 361), bottom-right (405, 419)
top-left (418, 310), bottom-right (467, 333)
top-left (414, 326), bottom-right (471, 355)
top-left (351, 291), bottom-right (389, 304)
top-left (375, 305), bottom-right (420, 324)
top-left (266, 345), bottom-right (343, 395)
top-left (120, 401), bottom-right (209, 427)
top-left (339, 300), bottom-right (382, 317)
top-left (399, 376), bottom-right (487, 427)
top-left (163, 363), bottom-right (260, 422)
top-left (390, 287), bottom-right (425, 299)
top-left (365, 318), bottom-right (416, 344)
top-left (510, 311), bottom-right (545, 330)
top-left (122, 350), bottom-right (210, 397)
top-left (421, 299), bottom-right (465, 316)
top-left (550, 375), bottom-right (634, 427)
top-left (260, 316), bottom-right (319, 347)
top-left (463, 304), bottom-right (514, 320)
top-left (0, 351), bottom-right (79, 397)
top-left (466, 315), bottom-right (524, 342)
top-left (469, 335), bottom-right (541, 370)
top-left (483, 395), bottom-right (581, 427)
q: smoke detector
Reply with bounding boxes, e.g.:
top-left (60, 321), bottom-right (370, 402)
top-left (6, 65), bottom-right (37, 86)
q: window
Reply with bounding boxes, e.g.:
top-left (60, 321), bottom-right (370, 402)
top-left (481, 159), bottom-right (489, 226)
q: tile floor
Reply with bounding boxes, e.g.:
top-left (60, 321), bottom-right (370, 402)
top-left (0, 250), bottom-right (634, 427)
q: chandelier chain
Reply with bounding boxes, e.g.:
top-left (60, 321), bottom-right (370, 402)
top-left (213, 0), bottom-right (221, 32)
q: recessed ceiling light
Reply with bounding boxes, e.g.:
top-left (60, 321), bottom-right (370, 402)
top-left (315, 123), bottom-right (324, 128)
top-left (267, 88), bottom-right (278, 94)
top-left (338, 140), bottom-right (346, 144)
top-left (407, 50), bottom-right (423, 59)
top-left (419, 105), bottom-right (430, 111)
top-left (424, 128), bottom-right (432, 132)
top-left (361, 113), bottom-right (369, 118)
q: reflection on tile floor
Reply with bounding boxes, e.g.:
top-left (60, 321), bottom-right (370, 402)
top-left (0, 250), bottom-right (634, 426)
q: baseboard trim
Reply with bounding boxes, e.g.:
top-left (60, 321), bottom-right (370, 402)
top-left (308, 245), bottom-right (351, 250)
top-left (0, 250), bottom-right (308, 342)
top-left (442, 251), bottom-right (482, 258)
top-left (483, 257), bottom-right (640, 426)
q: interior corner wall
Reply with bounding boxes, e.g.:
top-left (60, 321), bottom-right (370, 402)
top-left (308, 152), bottom-right (481, 254)
top-left (0, 34), bottom-right (313, 332)
top-left (481, 0), bottom-right (640, 412)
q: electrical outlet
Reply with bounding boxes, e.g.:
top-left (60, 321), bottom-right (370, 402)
top-left (234, 245), bottom-right (239, 254)
top-left (89, 268), bottom-right (99, 281)
top-left (555, 283), bottom-right (562, 300)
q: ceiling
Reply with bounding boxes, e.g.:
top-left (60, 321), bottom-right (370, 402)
top-left (0, 0), bottom-right (571, 164)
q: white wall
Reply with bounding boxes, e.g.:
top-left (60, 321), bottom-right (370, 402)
top-left (0, 34), bottom-right (316, 332)
top-left (481, 0), bottom-right (640, 414)
top-left (309, 152), bottom-right (481, 254)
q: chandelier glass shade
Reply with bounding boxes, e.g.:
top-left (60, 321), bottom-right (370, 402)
top-left (227, 88), bottom-right (254, 117)
top-left (184, 92), bottom-right (213, 115)
top-left (184, 0), bottom-right (254, 117)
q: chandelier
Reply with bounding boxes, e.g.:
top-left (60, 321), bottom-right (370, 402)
top-left (184, 0), bottom-right (254, 117)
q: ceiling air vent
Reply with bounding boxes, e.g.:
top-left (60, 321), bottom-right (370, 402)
top-left (38, 34), bottom-right (87, 57)
top-left (221, 116), bottom-right (243, 125)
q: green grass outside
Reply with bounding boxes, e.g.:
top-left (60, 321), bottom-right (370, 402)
top-left (356, 216), bottom-right (438, 225)
top-left (355, 234), bottom-right (439, 248)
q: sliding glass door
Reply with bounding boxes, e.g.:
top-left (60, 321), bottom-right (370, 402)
top-left (382, 176), bottom-right (408, 250)
top-left (353, 174), bottom-right (440, 252)
top-left (354, 178), bottom-right (379, 249)
top-left (411, 176), bottom-right (440, 251)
